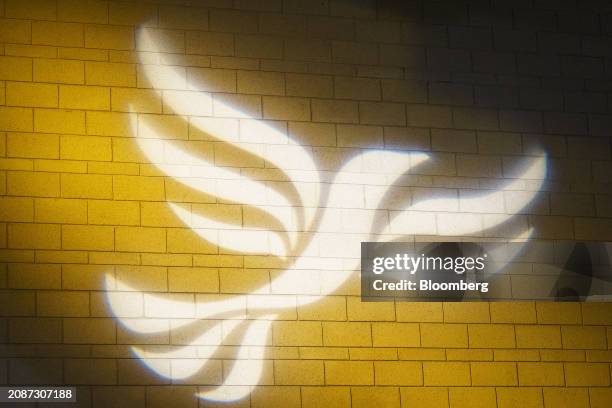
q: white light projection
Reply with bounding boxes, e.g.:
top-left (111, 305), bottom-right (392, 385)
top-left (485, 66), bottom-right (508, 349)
top-left (104, 28), bottom-right (548, 402)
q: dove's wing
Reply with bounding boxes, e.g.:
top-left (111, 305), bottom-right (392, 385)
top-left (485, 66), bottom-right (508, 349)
top-left (134, 28), bottom-right (320, 258)
top-left (390, 154), bottom-right (547, 236)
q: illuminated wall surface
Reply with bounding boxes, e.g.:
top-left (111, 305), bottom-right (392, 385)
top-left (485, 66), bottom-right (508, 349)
top-left (1, 0), bottom-right (612, 407)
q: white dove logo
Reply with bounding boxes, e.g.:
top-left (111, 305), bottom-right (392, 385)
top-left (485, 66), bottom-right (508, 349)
top-left (105, 28), bottom-right (547, 402)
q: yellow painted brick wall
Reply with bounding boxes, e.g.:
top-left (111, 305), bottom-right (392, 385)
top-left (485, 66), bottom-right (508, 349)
top-left (1, 1), bottom-right (612, 407)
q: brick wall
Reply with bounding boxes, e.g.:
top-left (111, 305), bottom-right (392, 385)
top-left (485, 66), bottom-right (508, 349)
top-left (1, 0), bottom-right (612, 407)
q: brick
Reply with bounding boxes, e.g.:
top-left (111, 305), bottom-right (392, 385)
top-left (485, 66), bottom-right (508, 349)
top-left (86, 62), bottom-right (136, 87)
top-left (456, 154), bottom-right (501, 178)
top-left (335, 77), bottom-right (380, 101)
top-left (297, 295), bottom-right (346, 321)
top-left (468, 324), bottom-right (515, 348)
top-left (136, 27), bottom-right (184, 54)
top-left (85, 24), bottom-right (133, 50)
top-left (421, 323), bottom-right (468, 348)
top-left (336, 125), bottom-right (383, 147)
top-left (288, 122), bottom-right (335, 147)
top-left (401, 387), bottom-right (448, 408)
top-left (116, 227), bottom-right (166, 253)
top-left (5, 0), bottom-right (55, 19)
top-left (543, 388), bottom-right (589, 408)
top-left (372, 323), bottom-right (419, 347)
top-left (406, 104), bottom-right (452, 128)
top-left (285, 38), bottom-right (332, 62)
top-left (251, 387), bottom-right (299, 408)
top-left (6, 82), bottom-right (58, 108)
top-left (381, 79), bottom-right (427, 104)
top-left (167, 228), bottom-right (217, 254)
top-left (536, 302), bottom-right (581, 324)
top-left (471, 362), bottom-right (517, 386)
top-left (0, 290), bottom-right (36, 316)
top-left (139, 114), bottom-right (189, 140)
top-left (35, 198), bottom-right (87, 224)
top-left (58, 47), bottom-right (108, 62)
top-left (8, 263), bottom-right (61, 289)
top-left (0, 197), bottom-right (33, 222)
top-left (332, 41), bottom-right (377, 65)
top-left (62, 225), bottom-right (114, 251)
top-left (582, 303), bottom-right (612, 325)
top-left (445, 349), bottom-right (492, 362)
top-left (518, 362), bottom-right (564, 386)
top-left (65, 359), bottom-right (117, 385)
top-left (562, 326), bottom-right (607, 350)
top-left (544, 112), bottom-right (588, 135)
top-left (541, 350), bottom-right (585, 362)
top-left (359, 101), bottom-right (405, 126)
top-left (0, 18), bottom-right (31, 43)
top-left (236, 71), bottom-right (283, 96)
top-left (7, 133), bottom-right (58, 159)
top-left (444, 303), bottom-right (489, 323)
top-left (373, 361), bottom-right (422, 386)
top-left (565, 362), bottom-right (610, 386)
top-left (347, 297), bottom-right (394, 321)
top-left (58, 0), bottom-right (107, 23)
top-left (379, 44), bottom-right (426, 70)
top-left (109, 1), bottom-right (156, 25)
top-left (60, 135), bottom-right (111, 161)
top-left (64, 318), bottom-right (116, 344)
top-left (8, 223), bottom-right (60, 249)
top-left (168, 267), bottom-right (218, 293)
top-left (423, 362), bottom-right (470, 386)
top-left (209, 8), bottom-right (257, 33)
top-left (61, 264), bottom-right (107, 290)
top-left (214, 94), bottom-right (261, 118)
top-left (274, 360), bottom-right (323, 385)
top-left (312, 99), bottom-right (358, 123)
top-left (117, 359), bottom-right (169, 385)
top-left (7, 171), bottom-right (59, 197)
top-left (186, 31), bottom-right (234, 56)
top-left (591, 388), bottom-right (612, 408)
top-left (37, 291), bottom-right (89, 317)
top-left (59, 85), bottom-right (110, 111)
top-left (286, 73), bottom-right (332, 98)
top-left (112, 88), bottom-right (162, 114)
top-left (61, 173), bottom-right (112, 199)
top-left (34, 59), bottom-right (84, 84)
top-left (88, 200), bottom-right (140, 226)
top-left (113, 175), bottom-right (165, 201)
top-left (516, 325), bottom-right (561, 348)
top-left (87, 111), bottom-right (134, 137)
top-left (9, 359), bottom-right (63, 385)
top-left (431, 129), bottom-right (476, 153)
top-left (35, 109), bottom-right (85, 134)
top-left (396, 302), bottom-right (442, 322)
top-left (302, 387), bottom-right (350, 408)
top-left (115, 265), bottom-right (167, 292)
top-left (430, 82), bottom-right (474, 106)
top-left (351, 387), bottom-right (400, 408)
top-left (92, 387), bottom-right (145, 407)
top-left (325, 361), bottom-right (373, 385)
top-left (236, 34), bottom-right (282, 59)
top-left (263, 96), bottom-right (310, 121)
top-left (496, 387), bottom-right (542, 408)
top-left (0, 107), bottom-right (33, 132)
top-left (0, 56), bottom-right (32, 81)
top-left (323, 322), bottom-right (371, 347)
top-left (32, 21), bottom-right (83, 47)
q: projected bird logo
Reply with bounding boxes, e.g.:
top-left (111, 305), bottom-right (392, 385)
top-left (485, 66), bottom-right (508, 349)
top-left (105, 29), bottom-right (547, 402)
